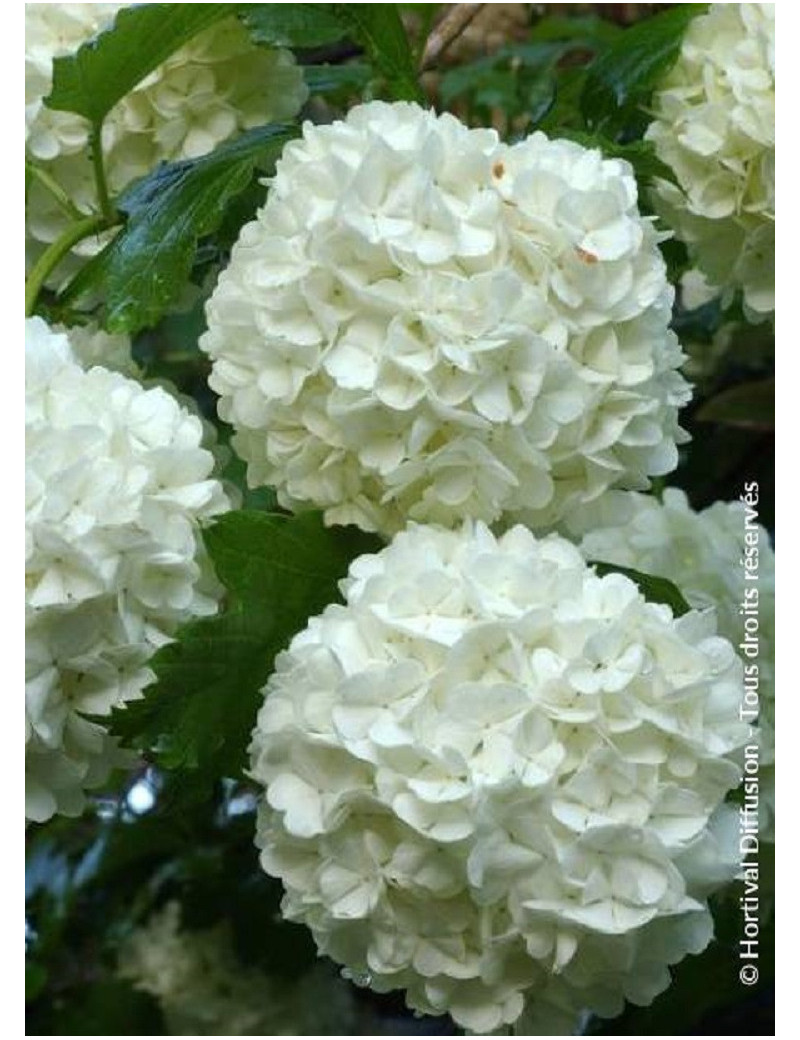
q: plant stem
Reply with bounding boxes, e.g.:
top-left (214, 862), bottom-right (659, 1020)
top-left (89, 123), bottom-right (115, 224)
top-left (26, 161), bottom-right (84, 221)
top-left (25, 213), bottom-right (110, 316)
top-left (420, 4), bottom-right (485, 72)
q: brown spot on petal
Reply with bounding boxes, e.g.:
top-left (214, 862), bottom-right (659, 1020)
top-left (575, 246), bottom-right (599, 265)
top-left (492, 161), bottom-right (505, 179)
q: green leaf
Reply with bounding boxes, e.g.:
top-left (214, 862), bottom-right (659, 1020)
top-left (61, 124), bottom-right (296, 334)
top-left (440, 42), bottom-right (556, 104)
top-left (581, 5), bottom-right (706, 133)
top-left (439, 43), bottom-right (563, 132)
top-left (530, 14), bottom-right (623, 46)
top-left (26, 962), bottom-right (47, 1004)
top-left (46, 4), bottom-right (240, 126)
top-left (439, 54), bottom-right (501, 107)
top-left (537, 64), bottom-right (591, 135)
top-left (109, 511), bottom-right (383, 777)
top-left (525, 72), bottom-right (558, 127)
top-left (333, 4), bottom-right (422, 101)
top-left (242, 1), bottom-right (421, 101)
top-left (239, 4), bottom-right (348, 48)
top-left (302, 62), bottom-right (373, 96)
top-left (589, 561), bottom-right (691, 617)
top-left (696, 379), bottom-right (775, 430)
top-left (107, 608), bottom-right (270, 775)
top-left (205, 510), bottom-right (381, 598)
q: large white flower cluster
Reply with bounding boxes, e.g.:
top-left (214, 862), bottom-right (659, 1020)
top-left (202, 100), bottom-right (690, 535)
top-left (118, 901), bottom-right (356, 1035)
top-left (25, 4), bottom-right (308, 273)
top-left (25, 318), bottom-right (232, 822)
top-left (646, 4), bottom-right (775, 318)
top-left (568, 488), bottom-right (775, 840)
top-left (249, 522), bottom-right (747, 1033)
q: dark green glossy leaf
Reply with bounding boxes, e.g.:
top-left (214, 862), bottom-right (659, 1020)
top-left (46, 4), bottom-right (240, 125)
top-left (109, 511), bottom-right (383, 777)
top-left (61, 123), bottom-right (297, 334)
top-left (204, 509), bottom-right (382, 600)
top-left (333, 4), bottom-right (422, 101)
top-left (107, 605), bottom-right (276, 775)
top-left (696, 379), bottom-right (775, 430)
top-left (303, 62), bottom-right (373, 96)
top-left (526, 73), bottom-right (557, 127)
top-left (239, 4), bottom-right (348, 48)
top-left (581, 5), bottom-right (706, 133)
top-left (537, 64), bottom-right (590, 135)
top-left (589, 561), bottom-right (692, 617)
top-left (530, 13), bottom-right (623, 46)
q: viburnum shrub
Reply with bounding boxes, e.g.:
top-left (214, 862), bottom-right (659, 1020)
top-left (24, 4), bottom-right (775, 1037)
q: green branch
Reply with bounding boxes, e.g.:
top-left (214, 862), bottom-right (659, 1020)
top-left (25, 213), bottom-right (113, 317)
top-left (25, 161), bottom-right (84, 221)
top-left (89, 123), bottom-right (115, 224)
top-left (24, 120), bottom-right (121, 314)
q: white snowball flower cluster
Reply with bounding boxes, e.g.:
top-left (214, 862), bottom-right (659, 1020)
top-left (25, 4), bottom-right (308, 274)
top-left (118, 901), bottom-right (356, 1035)
top-left (646, 4), bottom-right (775, 319)
top-left (249, 522), bottom-right (748, 1033)
top-left (567, 488), bottom-right (775, 840)
top-left (202, 100), bottom-right (691, 535)
top-left (25, 318), bottom-right (232, 822)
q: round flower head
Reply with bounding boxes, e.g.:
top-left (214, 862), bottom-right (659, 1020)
top-left (25, 4), bottom-right (308, 278)
top-left (118, 901), bottom-right (356, 1035)
top-left (202, 100), bottom-right (690, 536)
top-left (249, 522), bottom-right (747, 1033)
top-left (646, 4), bottom-right (775, 319)
top-left (25, 318), bottom-right (232, 822)
top-left (568, 488), bottom-right (775, 840)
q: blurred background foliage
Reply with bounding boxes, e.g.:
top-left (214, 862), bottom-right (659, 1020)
top-left (27, 3), bottom-right (774, 1035)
